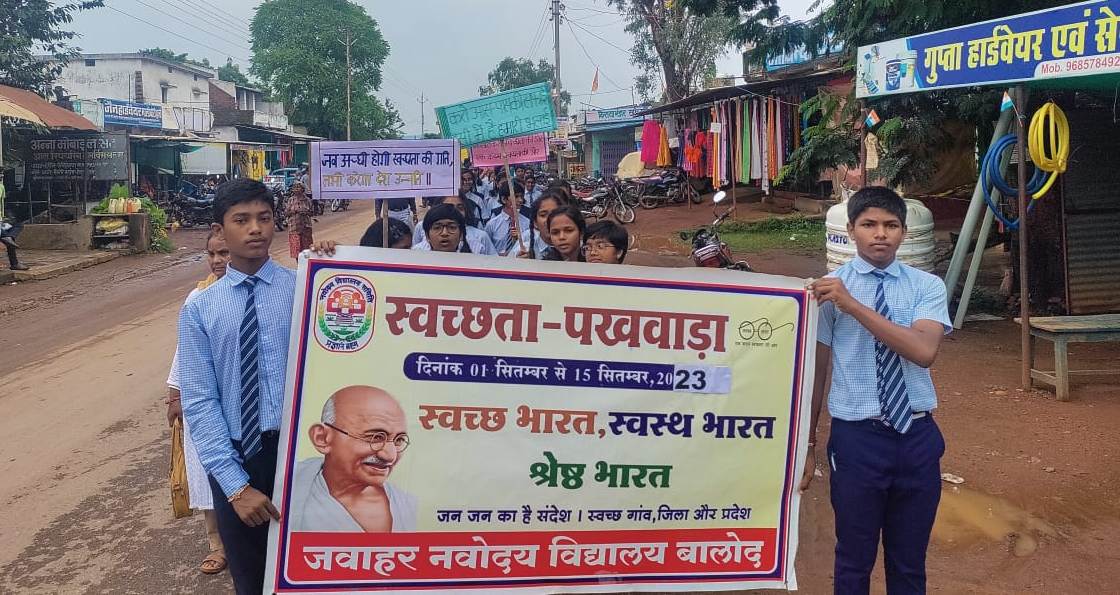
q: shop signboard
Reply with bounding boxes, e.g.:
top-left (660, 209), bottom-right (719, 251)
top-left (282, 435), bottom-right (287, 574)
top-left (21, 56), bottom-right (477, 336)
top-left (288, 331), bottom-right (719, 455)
top-left (27, 132), bottom-right (128, 181)
top-left (567, 162), bottom-right (587, 178)
top-left (264, 248), bottom-right (816, 593)
top-left (582, 105), bottom-right (649, 126)
top-left (857, 0), bottom-right (1120, 98)
top-left (100, 98), bottom-right (163, 128)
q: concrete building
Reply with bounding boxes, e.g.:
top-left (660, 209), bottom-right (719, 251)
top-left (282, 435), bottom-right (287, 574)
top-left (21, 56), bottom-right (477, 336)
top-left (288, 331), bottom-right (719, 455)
top-left (50, 52), bottom-right (215, 135)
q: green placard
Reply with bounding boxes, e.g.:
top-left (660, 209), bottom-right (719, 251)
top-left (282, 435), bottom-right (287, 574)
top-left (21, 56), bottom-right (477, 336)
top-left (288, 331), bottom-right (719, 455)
top-left (436, 82), bottom-right (557, 147)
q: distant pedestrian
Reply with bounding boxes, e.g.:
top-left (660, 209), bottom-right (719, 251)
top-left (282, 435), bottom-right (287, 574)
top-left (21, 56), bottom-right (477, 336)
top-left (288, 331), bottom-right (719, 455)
top-left (0, 181), bottom-right (28, 271)
top-left (805, 186), bottom-right (951, 595)
top-left (286, 181), bottom-right (313, 259)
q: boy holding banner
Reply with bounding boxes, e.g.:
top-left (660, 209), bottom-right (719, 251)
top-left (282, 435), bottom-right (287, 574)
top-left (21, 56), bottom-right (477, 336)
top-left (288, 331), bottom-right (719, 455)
top-left (804, 187), bottom-right (950, 595)
top-left (485, 181), bottom-right (532, 256)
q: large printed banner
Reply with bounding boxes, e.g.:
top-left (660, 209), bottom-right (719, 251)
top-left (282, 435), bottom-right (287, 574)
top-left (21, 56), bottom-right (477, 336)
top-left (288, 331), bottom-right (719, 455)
top-left (470, 133), bottom-right (549, 167)
top-left (857, 0), bottom-right (1120, 98)
top-left (310, 139), bottom-right (461, 200)
top-left (436, 82), bottom-right (557, 147)
top-left (266, 248), bottom-right (815, 593)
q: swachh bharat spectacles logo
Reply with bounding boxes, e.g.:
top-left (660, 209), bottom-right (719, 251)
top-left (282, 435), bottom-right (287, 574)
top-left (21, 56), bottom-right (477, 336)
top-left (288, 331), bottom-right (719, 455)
top-left (314, 274), bottom-right (376, 353)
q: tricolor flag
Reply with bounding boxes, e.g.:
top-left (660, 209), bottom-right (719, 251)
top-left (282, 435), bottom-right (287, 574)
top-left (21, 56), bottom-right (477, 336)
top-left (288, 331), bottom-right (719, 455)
top-left (864, 109), bottom-right (881, 129)
top-left (591, 68), bottom-right (599, 93)
top-left (1000, 91), bottom-right (1014, 112)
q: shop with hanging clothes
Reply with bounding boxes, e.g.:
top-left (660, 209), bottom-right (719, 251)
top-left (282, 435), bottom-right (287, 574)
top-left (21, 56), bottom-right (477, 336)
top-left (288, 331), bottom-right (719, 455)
top-left (636, 57), bottom-right (851, 195)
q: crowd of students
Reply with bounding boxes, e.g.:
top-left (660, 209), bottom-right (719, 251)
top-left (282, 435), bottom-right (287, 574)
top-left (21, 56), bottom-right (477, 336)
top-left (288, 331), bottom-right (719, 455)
top-left (370, 166), bottom-right (629, 265)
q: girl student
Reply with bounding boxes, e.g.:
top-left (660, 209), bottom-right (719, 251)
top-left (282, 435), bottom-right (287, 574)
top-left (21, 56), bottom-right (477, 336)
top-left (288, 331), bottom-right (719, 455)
top-left (543, 205), bottom-right (587, 262)
top-left (510, 188), bottom-right (568, 259)
top-left (414, 203), bottom-right (473, 254)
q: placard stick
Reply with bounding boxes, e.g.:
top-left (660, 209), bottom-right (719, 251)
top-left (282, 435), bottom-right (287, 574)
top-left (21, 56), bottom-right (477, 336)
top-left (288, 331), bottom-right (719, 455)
top-left (381, 199), bottom-right (389, 248)
top-left (501, 139), bottom-right (526, 254)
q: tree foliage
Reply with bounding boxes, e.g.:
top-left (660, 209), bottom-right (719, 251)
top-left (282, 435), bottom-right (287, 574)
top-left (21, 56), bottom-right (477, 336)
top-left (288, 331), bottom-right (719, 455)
top-left (250, 0), bottom-right (401, 140)
top-left (139, 47), bottom-right (213, 69)
top-left (684, 0), bottom-right (1073, 188)
top-left (480, 57), bottom-right (570, 114)
top-left (0, 0), bottom-right (103, 93)
top-left (217, 59), bottom-right (251, 87)
top-left (605, 0), bottom-right (735, 102)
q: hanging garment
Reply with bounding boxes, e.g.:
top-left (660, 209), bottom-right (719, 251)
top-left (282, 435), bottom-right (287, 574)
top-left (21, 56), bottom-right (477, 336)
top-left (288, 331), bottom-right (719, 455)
top-left (657, 123), bottom-right (671, 166)
top-left (775, 99), bottom-right (785, 174)
top-left (767, 97), bottom-right (778, 181)
top-left (761, 99), bottom-right (770, 193)
top-left (640, 120), bottom-right (661, 163)
top-left (750, 99), bottom-right (762, 181)
top-left (741, 99), bottom-right (752, 182)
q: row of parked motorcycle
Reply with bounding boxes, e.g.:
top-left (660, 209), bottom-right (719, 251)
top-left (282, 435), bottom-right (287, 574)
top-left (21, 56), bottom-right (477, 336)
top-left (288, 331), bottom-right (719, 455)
top-left (569, 166), bottom-right (703, 225)
top-left (149, 181), bottom-right (351, 230)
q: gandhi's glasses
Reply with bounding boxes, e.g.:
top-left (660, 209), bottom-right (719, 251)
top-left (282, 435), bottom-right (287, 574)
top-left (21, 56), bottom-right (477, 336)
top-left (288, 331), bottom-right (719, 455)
top-left (325, 423), bottom-right (410, 452)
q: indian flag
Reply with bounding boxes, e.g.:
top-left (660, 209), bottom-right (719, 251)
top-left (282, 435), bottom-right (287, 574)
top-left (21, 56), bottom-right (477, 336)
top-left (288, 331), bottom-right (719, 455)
top-left (1001, 91), bottom-right (1014, 112)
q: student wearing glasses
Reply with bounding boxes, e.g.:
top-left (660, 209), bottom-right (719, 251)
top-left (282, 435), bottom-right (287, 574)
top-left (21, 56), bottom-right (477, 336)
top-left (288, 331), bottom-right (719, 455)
top-left (288, 385), bottom-right (417, 533)
top-left (582, 220), bottom-right (629, 264)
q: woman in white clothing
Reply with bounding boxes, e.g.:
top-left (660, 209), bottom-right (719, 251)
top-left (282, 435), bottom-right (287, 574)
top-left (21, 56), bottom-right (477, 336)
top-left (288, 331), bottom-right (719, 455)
top-left (166, 231), bottom-right (229, 575)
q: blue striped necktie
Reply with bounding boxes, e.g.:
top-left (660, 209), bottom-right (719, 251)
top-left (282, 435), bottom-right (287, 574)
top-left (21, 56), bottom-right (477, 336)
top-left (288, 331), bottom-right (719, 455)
top-left (872, 270), bottom-right (913, 434)
top-left (239, 276), bottom-right (263, 459)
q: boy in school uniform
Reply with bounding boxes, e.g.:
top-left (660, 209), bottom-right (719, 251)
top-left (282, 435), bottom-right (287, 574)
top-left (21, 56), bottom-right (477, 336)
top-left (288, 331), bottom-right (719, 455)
top-left (178, 179), bottom-right (334, 594)
top-left (804, 187), bottom-right (951, 595)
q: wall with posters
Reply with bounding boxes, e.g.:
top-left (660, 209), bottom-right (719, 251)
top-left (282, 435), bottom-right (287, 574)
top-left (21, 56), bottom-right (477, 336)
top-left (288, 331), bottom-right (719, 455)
top-left (264, 248), bottom-right (815, 594)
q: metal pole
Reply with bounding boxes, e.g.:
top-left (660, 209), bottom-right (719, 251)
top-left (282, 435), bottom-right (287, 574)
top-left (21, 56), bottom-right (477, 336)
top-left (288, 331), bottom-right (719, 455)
top-left (418, 93), bottom-right (427, 137)
top-left (944, 105), bottom-right (1015, 297)
top-left (1015, 84), bottom-right (1031, 389)
top-left (552, 0), bottom-right (562, 116)
top-left (859, 103), bottom-right (868, 188)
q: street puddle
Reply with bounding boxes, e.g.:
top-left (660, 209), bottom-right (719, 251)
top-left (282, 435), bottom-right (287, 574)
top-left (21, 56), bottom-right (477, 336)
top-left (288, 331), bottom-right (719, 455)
top-left (932, 485), bottom-right (1058, 557)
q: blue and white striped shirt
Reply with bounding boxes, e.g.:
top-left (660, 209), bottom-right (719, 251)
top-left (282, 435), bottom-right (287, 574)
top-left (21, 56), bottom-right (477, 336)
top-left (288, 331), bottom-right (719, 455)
top-left (817, 256), bottom-right (951, 421)
top-left (178, 258), bottom-right (296, 497)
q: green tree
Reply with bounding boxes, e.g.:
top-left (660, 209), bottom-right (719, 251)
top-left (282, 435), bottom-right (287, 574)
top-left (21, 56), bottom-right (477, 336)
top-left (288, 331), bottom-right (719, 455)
top-left (684, 0), bottom-right (1071, 188)
top-left (139, 47), bottom-right (212, 69)
top-left (0, 0), bottom-right (104, 92)
top-left (479, 57), bottom-right (570, 114)
top-left (217, 58), bottom-right (251, 86)
top-left (604, 0), bottom-right (735, 102)
top-left (250, 0), bottom-right (401, 140)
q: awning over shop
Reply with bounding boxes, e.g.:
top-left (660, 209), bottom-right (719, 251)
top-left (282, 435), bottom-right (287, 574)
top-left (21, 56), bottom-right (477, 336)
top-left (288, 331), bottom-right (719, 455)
top-left (231, 142), bottom-right (288, 152)
top-left (585, 121), bottom-right (642, 133)
top-left (0, 84), bottom-right (96, 130)
top-left (180, 142), bottom-right (228, 175)
top-left (234, 124), bottom-right (323, 142)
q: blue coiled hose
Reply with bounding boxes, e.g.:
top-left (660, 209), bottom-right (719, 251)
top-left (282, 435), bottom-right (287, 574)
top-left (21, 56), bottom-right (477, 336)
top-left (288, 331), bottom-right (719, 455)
top-left (980, 133), bottom-right (1047, 230)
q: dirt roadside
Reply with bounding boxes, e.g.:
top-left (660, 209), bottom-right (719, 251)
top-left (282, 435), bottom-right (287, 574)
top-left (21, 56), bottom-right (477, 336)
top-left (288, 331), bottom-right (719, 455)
top-left (0, 201), bottom-right (1117, 594)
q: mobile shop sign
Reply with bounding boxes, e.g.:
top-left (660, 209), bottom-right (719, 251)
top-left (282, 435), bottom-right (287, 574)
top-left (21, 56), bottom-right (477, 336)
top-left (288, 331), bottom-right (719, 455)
top-left (28, 133), bottom-right (128, 181)
top-left (857, 0), bottom-right (1120, 98)
top-left (310, 139), bottom-right (461, 200)
top-left (265, 248), bottom-right (816, 593)
top-left (100, 98), bottom-right (163, 128)
top-left (471, 133), bottom-right (549, 167)
top-left (436, 82), bottom-right (557, 147)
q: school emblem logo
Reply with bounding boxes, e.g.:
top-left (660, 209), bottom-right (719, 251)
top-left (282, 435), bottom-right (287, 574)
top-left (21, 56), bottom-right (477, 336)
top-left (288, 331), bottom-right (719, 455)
top-left (314, 274), bottom-right (376, 352)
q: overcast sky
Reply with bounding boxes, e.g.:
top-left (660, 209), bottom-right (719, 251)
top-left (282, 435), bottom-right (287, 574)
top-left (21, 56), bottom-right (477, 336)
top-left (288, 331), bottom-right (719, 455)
top-left (69, 0), bottom-right (814, 135)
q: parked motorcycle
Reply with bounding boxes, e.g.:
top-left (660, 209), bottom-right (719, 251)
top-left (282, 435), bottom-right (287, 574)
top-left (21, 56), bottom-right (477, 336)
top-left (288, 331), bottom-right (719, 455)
top-left (636, 167), bottom-right (701, 209)
top-left (311, 199), bottom-right (326, 217)
top-left (173, 180), bottom-right (215, 228)
top-left (679, 191), bottom-right (751, 271)
top-left (329, 198), bottom-right (351, 212)
top-left (576, 178), bottom-right (636, 224)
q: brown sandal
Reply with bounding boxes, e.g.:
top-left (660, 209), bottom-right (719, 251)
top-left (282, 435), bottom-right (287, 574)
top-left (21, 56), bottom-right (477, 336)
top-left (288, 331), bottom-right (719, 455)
top-left (200, 551), bottom-right (227, 574)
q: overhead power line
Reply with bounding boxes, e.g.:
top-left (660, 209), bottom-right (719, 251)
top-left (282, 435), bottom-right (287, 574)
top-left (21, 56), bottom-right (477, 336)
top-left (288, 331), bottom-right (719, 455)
top-left (526, 6), bottom-right (550, 59)
top-left (193, 0), bottom-right (254, 30)
top-left (566, 20), bottom-right (623, 90)
top-left (128, 0), bottom-right (252, 53)
top-left (162, 0), bottom-right (250, 43)
top-left (568, 18), bottom-right (632, 55)
top-left (104, 5), bottom-right (251, 66)
top-left (565, 3), bottom-right (621, 15)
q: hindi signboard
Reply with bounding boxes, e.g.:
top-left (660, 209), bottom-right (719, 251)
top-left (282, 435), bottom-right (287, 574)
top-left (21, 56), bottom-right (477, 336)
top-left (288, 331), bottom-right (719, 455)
top-left (310, 139), bottom-right (461, 200)
top-left (471, 133), bottom-right (549, 167)
top-left (100, 98), bottom-right (163, 128)
top-left (435, 82), bottom-right (557, 147)
top-left (265, 248), bottom-right (815, 593)
top-left (857, 0), bottom-right (1120, 98)
top-left (27, 133), bottom-right (128, 182)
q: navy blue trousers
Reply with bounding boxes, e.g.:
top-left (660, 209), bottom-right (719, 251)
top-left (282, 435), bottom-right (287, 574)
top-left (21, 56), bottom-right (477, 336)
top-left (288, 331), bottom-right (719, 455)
top-left (828, 416), bottom-right (944, 595)
top-left (209, 432), bottom-right (279, 595)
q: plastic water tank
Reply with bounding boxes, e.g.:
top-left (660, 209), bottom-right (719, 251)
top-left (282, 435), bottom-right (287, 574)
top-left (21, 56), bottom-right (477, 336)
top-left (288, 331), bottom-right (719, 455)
top-left (825, 198), bottom-right (936, 271)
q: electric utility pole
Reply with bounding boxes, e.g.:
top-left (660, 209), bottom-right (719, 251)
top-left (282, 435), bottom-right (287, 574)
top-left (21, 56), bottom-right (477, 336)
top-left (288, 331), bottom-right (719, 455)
top-left (552, 0), bottom-right (563, 116)
top-left (418, 93), bottom-right (427, 137)
top-left (339, 28), bottom-right (355, 140)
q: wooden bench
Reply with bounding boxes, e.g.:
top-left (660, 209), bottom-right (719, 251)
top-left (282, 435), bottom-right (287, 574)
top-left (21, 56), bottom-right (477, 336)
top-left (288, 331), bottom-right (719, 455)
top-left (1016, 314), bottom-right (1120, 401)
